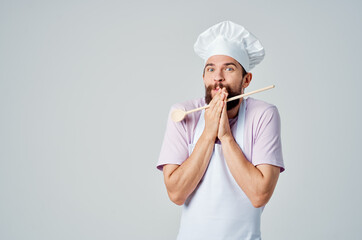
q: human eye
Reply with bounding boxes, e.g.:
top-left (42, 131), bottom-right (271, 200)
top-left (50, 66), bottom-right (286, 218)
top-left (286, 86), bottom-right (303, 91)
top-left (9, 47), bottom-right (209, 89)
top-left (225, 67), bottom-right (234, 71)
top-left (207, 68), bottom-right (214, 72)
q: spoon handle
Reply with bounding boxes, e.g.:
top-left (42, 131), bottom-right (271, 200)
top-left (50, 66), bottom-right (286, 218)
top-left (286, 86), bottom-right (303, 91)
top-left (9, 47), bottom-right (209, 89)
top-left (185, 85), bottom-right (275, 114)
top-left (186, 104), bottom-right (209, 114)
top-left (226, 85), bottom-right (275, 102)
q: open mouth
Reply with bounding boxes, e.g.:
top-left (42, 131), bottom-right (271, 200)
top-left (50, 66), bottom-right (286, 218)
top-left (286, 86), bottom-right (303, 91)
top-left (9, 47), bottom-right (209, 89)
top-left (212, 86), bottom-right (221, 93)
top-left (212, 84), bottom-right (227, 95)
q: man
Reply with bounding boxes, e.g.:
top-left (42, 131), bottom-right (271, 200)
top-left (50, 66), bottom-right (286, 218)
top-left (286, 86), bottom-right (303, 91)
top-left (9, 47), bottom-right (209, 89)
top-left (157, 21), bottom-right (285, 240)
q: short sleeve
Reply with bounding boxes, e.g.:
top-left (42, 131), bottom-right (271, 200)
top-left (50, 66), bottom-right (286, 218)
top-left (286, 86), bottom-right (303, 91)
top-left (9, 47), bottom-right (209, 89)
top-left (157, 105), bottom-right (189, 171)
top-left (252, 106), bottom-right (285, 173)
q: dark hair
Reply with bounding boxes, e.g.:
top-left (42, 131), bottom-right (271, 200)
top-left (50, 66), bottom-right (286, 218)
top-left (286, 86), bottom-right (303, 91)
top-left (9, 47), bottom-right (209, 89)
top-left (240, 64), bottom-right (247, 77)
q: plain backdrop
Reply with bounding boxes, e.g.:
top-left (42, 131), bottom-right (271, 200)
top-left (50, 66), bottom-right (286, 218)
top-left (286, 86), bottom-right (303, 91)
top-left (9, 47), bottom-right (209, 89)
top-left (1, 0), bottom-right (362, 239)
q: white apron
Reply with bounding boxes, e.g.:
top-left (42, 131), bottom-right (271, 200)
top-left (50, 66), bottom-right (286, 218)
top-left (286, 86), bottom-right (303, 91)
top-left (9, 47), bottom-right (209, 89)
top-left (177, 99), bottom-right (263, 240)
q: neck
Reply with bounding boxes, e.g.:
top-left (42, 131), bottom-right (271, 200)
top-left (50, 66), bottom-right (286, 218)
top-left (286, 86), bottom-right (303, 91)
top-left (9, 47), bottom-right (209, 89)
top-left (227, 98), bottom-right (243, 119)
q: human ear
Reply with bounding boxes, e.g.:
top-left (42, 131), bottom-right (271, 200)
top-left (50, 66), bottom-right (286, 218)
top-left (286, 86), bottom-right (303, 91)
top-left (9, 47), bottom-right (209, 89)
top-left (242, 73), bottom-right (252, 88)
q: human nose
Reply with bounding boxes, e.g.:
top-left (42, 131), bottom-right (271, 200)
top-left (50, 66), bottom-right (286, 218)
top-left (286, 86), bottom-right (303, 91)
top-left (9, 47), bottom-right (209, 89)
top-left (214, 69), bottom-right (224, 82)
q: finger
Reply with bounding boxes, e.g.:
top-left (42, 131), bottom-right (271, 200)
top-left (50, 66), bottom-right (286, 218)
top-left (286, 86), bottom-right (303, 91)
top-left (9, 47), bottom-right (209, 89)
top-left (211, 91), bottom-right (223, 111)
top-left (220, 90), bottom-right (228, 119)
top-left (222, 87), bottom-right (228, 100)
top-left (206, 97), bottom-right (217, 116)
top-left (214, 94), bottom-right (224, 118)
top-left (224, 90), bottom-right (229, 103)
top-left (209, 90), bottom-right (223, 115)
top-left (222, 97), bottom-right (228, 116)
top-left (208, 89), bottom-right (222, 111)
top-left (219, 98), bottom-right (229, 128)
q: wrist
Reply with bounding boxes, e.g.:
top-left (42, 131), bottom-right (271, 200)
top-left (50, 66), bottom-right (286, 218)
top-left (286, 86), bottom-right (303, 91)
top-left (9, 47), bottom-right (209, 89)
top-left (201, 131), bottom-right (217, 143)
top-left (219, 134), bottom-right (234, 144)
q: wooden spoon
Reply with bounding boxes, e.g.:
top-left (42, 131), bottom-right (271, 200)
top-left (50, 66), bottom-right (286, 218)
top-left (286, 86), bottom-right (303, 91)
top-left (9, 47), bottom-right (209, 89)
top-left (171, 85), bottom-right (275, 122)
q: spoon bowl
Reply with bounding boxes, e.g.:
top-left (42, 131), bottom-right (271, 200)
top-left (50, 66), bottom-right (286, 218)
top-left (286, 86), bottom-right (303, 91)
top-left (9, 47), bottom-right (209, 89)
top-left (171, 109), bottom-right (187, 122)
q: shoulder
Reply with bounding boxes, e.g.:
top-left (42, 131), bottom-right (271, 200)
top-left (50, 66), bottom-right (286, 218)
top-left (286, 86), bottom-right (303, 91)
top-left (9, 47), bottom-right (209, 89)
top-left (245, 97), bottom-right (281, 132)
top-left (164, 98), bottom-right (204, 145)
top-left (246, 97), bottom-right (280, 119)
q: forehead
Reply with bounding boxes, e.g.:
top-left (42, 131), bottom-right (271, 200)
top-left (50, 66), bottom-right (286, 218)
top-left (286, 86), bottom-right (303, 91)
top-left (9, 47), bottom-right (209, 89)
top-left (205, 55), bottom-right (239, 65)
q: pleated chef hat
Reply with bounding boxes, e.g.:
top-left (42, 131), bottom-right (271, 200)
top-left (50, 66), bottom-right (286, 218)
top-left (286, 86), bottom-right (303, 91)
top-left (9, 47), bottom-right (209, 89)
top-left (194, 21), bottom-right (265, 72)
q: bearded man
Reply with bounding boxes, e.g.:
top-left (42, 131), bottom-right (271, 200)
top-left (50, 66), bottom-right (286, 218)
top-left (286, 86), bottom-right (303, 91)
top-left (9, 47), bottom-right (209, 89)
top-left (157, 21), bottom-right (285, 240)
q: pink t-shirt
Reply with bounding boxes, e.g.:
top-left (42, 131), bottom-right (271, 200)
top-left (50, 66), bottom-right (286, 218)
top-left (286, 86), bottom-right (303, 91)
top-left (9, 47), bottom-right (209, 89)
top-left (157, 97), bottom-right (285, 173)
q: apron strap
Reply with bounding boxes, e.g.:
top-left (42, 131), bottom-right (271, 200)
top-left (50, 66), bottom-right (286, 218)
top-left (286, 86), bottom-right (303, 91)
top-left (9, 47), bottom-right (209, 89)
top-left (234, 98), bottom-right (246, 151)
top-left (192, 110), bottom-right (205, 145)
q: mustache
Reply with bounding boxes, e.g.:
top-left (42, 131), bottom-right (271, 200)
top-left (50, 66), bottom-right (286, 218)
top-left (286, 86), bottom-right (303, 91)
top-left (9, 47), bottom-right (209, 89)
top-left (205, 83), bottom-right (230, 101)
top-left (204, 83), bottom-right (242, 111)
top-left (212, 83), bottom-right (225, 90)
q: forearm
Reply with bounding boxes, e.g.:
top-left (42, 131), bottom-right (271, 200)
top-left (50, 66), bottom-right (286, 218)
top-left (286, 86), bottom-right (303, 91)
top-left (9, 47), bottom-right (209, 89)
top-left (220, 137), bottom-right (270, 207)
top-left (165, 132), bottom-right (215, 205)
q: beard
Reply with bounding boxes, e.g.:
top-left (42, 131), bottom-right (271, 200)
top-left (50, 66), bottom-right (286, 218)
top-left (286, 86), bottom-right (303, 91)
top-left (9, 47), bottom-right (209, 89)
top-left (205, 82), bottom-right (243, 111)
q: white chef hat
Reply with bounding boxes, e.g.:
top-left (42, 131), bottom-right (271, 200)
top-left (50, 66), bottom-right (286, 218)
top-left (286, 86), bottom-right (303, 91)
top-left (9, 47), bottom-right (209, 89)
top-left (194, 21), bottom-right (265, 72)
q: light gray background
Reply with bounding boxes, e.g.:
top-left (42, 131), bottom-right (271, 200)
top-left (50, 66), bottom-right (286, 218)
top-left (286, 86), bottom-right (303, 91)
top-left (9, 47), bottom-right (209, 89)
top-left (1, 0), bottom-right (361, 239)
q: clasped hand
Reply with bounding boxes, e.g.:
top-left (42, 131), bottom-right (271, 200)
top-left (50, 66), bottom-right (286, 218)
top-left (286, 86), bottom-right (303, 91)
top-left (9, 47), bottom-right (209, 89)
top-left (204, 87), bottom-right (233, 142)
